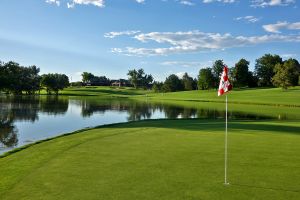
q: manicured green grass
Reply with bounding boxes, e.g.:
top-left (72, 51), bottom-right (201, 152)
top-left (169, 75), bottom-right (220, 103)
top-left (145, 87), bottom-right (300, 107)
top-left (1, 119), bottom-right (300, 200)
top-left (57, 86), bottom-right (152, 97)
top-left (59, 86), bottom-right (300, 107)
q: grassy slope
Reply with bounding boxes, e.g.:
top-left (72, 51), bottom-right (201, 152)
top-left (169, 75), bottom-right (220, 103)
top-left (1, 119), bottom-right (300, 200)
top-left (60, 86), bottom-right (300, 107)
top-left (145, 87), bottom-right (300, 107)
top-left (57, 86), bottom-right (152, 97)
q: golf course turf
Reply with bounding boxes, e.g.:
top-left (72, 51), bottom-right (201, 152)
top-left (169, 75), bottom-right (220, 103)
top-left (1, 119), bottom-right (300, 200)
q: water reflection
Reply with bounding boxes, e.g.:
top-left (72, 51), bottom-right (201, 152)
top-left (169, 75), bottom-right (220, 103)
top-left (0, 95), bottom-right (295, 153)
top-left (0, 117), bottom-right (18, 148)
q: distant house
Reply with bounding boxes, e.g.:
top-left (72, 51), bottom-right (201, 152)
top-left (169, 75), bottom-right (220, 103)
top-left (111, 79), bottom-right (131, 87)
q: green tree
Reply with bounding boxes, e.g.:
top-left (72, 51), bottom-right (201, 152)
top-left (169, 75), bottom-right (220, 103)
top-left (233, 59), bottom-right (250, 87)
top-left (20, 66), bottom-right (41, 94)
top-left (198, 68), bottom-right (215, 90)
top-left (212, 60), bottom-right (225, 79)
top-left (127, 68), bottom-right (153, 89)
top-left (127, 69), bottom-right (139, 88)
top-left (255, 54), bottom-right (283, 87)
top-left (0, 61), bottom-right (6, 91)
top-left (272, 58), bottom-right (300, 89)
top-left (162, 74), bottom-right (184, 92)
top-left (247, 71), bottom-right (258, 88)
top-left (41, 73), bottom-right (69, 95)
top-left (81, 72), bottom-right (94, 85)
top-left (182, 73), bottom-right (194, 91)
top-left (0, 61), bottom-right (41, 94)
top-left (152, 81), bottom-right (164, 92)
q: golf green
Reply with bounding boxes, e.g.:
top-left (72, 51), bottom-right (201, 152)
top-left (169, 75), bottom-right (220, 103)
top-left (1, 119), bottom-right (300, 200)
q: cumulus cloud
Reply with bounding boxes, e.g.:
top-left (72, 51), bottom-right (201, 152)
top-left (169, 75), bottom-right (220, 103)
top-left (235, 16), bottom-right (260, 23)
top-left (104, 31), bottom-right (141, 38)
top-left (46, 0), bottom-right (149, 8)
top-left (106, 30), bottom-right (300, 56)
top-left (251, 0), bottom-right (295, 7)
top-left (45, 0), bottom-right (60, 6)
top-left (263, 21), bottom-right (300, 33)
top-left (67, 0), bottom-right (105, 8)
top-left (180, 1), bottom-right (195, 6)
top-left (202, 0), bottom-right (236, 3)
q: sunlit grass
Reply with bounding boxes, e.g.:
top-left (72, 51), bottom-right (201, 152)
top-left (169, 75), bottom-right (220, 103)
top-left (1, 119), bottom-right (300, 200)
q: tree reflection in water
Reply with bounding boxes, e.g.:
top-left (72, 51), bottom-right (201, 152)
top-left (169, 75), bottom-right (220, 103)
top-left (0, 95), bottom-right (276, 150)
top-left (0, 96), bottom-right (69, 148)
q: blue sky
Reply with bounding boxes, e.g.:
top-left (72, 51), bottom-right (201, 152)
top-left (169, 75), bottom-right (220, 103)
top-left (0, 0), bottom-right (299, 81)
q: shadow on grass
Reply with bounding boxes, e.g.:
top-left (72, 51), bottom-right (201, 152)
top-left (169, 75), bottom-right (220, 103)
top-left (108, 118), bottom-right (300, 136)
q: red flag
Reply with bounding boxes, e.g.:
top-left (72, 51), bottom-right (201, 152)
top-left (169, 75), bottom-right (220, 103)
top-left (218, 66), bottom-right (232, 96)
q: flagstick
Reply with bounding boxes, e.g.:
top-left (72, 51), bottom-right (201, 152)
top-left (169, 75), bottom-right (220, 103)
top-left (224, 95), bottom-right (229, 185)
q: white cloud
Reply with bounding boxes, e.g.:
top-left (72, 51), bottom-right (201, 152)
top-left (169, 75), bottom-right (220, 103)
top-left (46, 0), bottom-right (149, 8)
top-left (235, 16), bottom-right (260, 23)
top-left (107, 30), bottom-right (300, 56)
top-left (263, 21), bottom-right (300, 33)
top-left (180, 1), bottom-right (195, 6)
top-left (202, 0), bottom-right (236, 3)
top-left (104, 31), bottom-right (141, 38)
top-left (251, 0), bottom-right (295, 7)
top-left (45, 0), bottom-right (60, 6)
top-left (67, 0), bottom-right (105, 8)
top-left (176, 72), bottom-right (186, 78)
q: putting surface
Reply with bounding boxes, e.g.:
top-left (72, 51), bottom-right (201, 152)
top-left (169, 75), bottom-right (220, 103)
top-left (1, 119), bottom-right (300, 200)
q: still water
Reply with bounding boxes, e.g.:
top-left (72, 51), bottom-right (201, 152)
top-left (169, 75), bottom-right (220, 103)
top-left (0, 95), bottom-right (295, 154)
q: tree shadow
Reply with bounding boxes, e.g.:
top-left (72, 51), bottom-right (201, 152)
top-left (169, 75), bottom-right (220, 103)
top-left (106, 119), bottom-right (300, 136)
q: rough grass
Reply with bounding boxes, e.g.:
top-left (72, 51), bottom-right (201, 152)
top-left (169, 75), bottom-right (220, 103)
top-left (1, 119), bottom-right (300, 200)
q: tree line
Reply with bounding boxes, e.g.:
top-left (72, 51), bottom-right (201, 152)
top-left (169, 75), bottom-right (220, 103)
top-left (1, 53), bottom-right (300, 95)
top-left (80, 69), bottom-right (153, 89)
top-left (153, 54), bottom-right (300, 92)
top-left (0, 61), bottom-right (69, 95)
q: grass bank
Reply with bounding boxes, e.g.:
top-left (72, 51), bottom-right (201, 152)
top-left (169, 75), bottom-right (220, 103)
top-left (1, 119), bottom-right (300, 200)
top-left (60, 86), bottom-right (300, 107)
top-left (57, 86), bottom-right (152, 97)
top-left (144, 87), bottom-right (300, 107)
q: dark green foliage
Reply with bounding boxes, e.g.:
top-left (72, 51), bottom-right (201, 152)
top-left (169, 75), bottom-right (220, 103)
top-left (127, 68), bottom-right (153, 89)
top-left (152, 81), bottom-right (164, 92)
top-left (247, 71), bottom-right (258, 88)
top-left (0, 61), bottom-right (40, 94)
top-left (198, 68), bottom-right (215, 90)
top-left (232, 59), bottom-right (250, 87)
top-left (70, 81), bottom-right (83, 87)
top-left (182, 73), bottom-right (194, 91)
top-left (41, 73), bottom-right (70, 95)
top-left (162, 74), bottom-right (184, 92)
top-left (255, 54), bottom-right (283, 87)
top-left (81, 72), bottom-right (94, 85)
top-left (212, 60), bottom-right (225, 79)
top-left (272, 59), bottom-right (300, 90)
top-left (81, 72), bottom-right (110, 86)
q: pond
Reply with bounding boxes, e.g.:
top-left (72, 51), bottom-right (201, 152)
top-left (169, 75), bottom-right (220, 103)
top-left (1, 95), bottom-right (299, 154)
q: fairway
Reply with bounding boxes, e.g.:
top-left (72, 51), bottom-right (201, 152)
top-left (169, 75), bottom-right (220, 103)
top-left (1, 119), bottom-right (300, 200)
